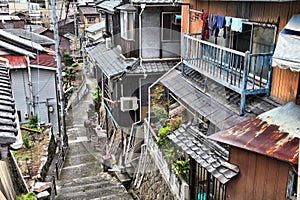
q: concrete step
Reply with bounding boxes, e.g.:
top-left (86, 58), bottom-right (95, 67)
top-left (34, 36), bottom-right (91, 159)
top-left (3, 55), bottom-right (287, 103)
top-left (63, 153), bottom-right (98, 166)
top-left (57, 173), bottom-right (115, 188)
top-left (56, 172), bottom-right (132, 199)
top-left (56, 184), bottom-right (130, 200)
top-left (59, 161), bottom-right (103, 180)
top-left (57, 180), bottom-right (116, 194)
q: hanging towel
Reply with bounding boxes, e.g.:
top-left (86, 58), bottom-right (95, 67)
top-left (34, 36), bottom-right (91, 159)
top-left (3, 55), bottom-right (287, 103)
top-left (201, 12), bottom-right (210, 39)
top-left (208, 14), bottom-right (218, 36)
top-left (225, 16), bottom-right (232, 27)
top-left (231, 18), bottom-right (243, 32)
top-left (216, 15), bottom-right (226, 38)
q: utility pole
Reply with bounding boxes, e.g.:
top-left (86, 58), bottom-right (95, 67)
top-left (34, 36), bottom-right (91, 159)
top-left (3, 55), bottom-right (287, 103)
top-left (51, 0), bottom-right (67, 146)
top-left (73, 2), bottom-right (78, 55)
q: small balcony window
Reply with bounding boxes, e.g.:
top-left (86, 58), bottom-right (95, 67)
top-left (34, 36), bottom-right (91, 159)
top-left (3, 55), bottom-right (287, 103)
top-left (120, 11), bottom-right (135, 40)
top-left (87, 17), bottom-right (96, 24)
top-left (162, 12), bottom-right (181, 42)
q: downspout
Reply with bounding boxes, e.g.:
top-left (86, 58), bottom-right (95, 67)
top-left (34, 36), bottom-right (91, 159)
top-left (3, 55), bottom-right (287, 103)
top-left (26, 55), bottom-right (35, 116)
top-left (139, 4), bottom-right (146, 74)
top-left (139, 3), bottom-right (147, 119)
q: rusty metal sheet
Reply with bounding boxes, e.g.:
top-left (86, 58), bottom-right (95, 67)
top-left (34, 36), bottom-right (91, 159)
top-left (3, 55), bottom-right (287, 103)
top-left (209, 102), bottom-right (300, 164)
top-left (1, 55), bottom-right (27, 69)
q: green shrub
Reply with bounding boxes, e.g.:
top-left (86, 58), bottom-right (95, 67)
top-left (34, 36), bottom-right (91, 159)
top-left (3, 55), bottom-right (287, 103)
top-left (173, 158), bottom-right (190, 182)
top-left (17, 192), bottom-right (37, 200)
top-left (23, 136), bottom-right (31, 149)
top-left (29, 115), bottom-right (38, 129)
top-left (153, 105), bottom-right (168, 125)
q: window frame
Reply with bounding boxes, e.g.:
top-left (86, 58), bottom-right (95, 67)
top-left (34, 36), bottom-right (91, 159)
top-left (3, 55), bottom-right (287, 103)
top-left (161, 12), bottom-right (181, 42)
top-left (87, 17), bottom-right (96, 24)
top-left (120, 10), bottom-right (135, 41)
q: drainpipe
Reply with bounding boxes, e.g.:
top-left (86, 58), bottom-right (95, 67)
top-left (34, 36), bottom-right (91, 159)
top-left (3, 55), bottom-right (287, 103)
top-left (139, 3), bottom-right (147, 121)
top-left (139, 4), bottom-right (146, 73)
top-left (298, 155), bottom-right (300, 200)
top-left (26, 55), bottom-right (35, 116)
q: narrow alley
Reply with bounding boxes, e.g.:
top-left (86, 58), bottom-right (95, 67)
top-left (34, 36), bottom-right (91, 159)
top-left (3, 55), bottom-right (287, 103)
top-left (54, 74), bottom-right (132, 200)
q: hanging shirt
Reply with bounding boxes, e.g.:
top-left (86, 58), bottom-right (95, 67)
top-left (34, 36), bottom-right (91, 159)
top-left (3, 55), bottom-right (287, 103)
top-left (216, 15), bottom-right (226, 38)
top-left (208, 14), bottom-right (218, 36)
top-left (231, 18), bottom-right (243, 32)
top-left (225, 16), bottom-right (232, 27)
top-left (201, 12), bottom-right (210, 39)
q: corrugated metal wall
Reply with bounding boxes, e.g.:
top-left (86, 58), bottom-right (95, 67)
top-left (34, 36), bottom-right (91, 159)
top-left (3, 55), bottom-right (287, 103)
top-left (10, 68), bottom-right (59, 134)
top-left (182, 0), bottom-right (300, 103)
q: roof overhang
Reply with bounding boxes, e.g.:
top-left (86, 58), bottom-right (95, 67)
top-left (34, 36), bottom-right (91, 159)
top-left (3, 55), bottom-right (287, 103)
top-left (272, 14), bottom-right (300, 72)
top-left (168, 124), bottom-right (239, 184)
top-left (209, 102), bottom-right (300, 165)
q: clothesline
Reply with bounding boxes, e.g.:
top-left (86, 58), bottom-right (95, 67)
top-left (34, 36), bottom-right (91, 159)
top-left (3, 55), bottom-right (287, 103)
top-left (188, 8), bottom-right (277, 28)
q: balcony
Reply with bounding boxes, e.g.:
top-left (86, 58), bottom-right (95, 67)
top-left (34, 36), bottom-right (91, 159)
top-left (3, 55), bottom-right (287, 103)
top-left (182, 33), bottom-right (273, 115)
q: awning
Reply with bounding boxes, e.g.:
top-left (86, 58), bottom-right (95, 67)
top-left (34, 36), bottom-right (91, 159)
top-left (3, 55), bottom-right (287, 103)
top-left (168, 124), bottom-right (239, 184)
top-left (272, 14), bottom-right (300, 72)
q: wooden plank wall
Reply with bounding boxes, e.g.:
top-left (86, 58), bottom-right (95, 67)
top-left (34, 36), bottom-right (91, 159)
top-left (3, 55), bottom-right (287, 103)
top-left (226, 147), bottom-right (291, 200)
top-left (181, 0), bottom-right (300, 103)
top-left (271, 67), bottom-right (300, 102)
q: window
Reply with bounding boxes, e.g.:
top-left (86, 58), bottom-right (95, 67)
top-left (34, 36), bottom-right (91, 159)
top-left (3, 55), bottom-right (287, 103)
top-left (87, 17), bottom-right (96, 24)
top-left (162, 12), bottom-right (181, 41)
top-left (120, 11), bottom-right (135, 40)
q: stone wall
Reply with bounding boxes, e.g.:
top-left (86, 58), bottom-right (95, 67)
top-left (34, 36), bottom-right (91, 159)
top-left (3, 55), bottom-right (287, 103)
top-left (138, 156), bottom-right (174, 200)
top-left (39, 128), bottom-right (56, 180)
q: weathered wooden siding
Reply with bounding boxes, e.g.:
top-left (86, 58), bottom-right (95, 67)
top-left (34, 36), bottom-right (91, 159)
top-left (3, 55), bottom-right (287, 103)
top-left (271, 67), bottom-right (299, 102)
top-left (227, 147), bottom-right (291, 200)
top-left (182, 0), bottom-right (300, 103)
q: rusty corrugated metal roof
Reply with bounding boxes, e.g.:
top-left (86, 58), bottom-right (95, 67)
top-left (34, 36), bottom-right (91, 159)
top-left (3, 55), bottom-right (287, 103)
top-left (1, 56), bottom-right (28, 69)
top-left (209, 102), bottom-right (300, 165)
top-left (30, 54), bottom-right (57, 68)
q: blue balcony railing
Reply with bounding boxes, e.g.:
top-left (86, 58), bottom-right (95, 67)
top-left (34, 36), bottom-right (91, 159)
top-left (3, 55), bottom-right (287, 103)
top-left (182, 33), bottom-right (273, 115)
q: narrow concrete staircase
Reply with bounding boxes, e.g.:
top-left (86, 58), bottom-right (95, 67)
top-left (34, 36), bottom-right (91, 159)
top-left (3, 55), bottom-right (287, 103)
top-left (55, 75), bottom-right (132, 199)
top-left (56, 172), bottom-right (131, 200)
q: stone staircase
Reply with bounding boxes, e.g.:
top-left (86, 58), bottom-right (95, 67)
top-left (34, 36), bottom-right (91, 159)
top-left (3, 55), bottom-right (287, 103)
top-left (56, 172), bottom-right (131, 200)
top-left (54, 74), bottom-right (132, 200)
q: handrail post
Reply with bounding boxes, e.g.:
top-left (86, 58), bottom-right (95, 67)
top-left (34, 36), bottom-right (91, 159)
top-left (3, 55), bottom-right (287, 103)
top-left (55, 162), bottom-right (59, 179)
top-left (266, 55), bottom-right (273, 96)
top-left (182, 33), bottom-right (187, 60)
top-left (52, 175), bottom-right (57, 195)
top-left (240, 51), bottom-right (250, 115)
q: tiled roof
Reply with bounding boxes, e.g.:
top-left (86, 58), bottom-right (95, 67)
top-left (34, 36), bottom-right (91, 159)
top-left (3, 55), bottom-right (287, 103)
top-left (0, 29), bottom-right (46, 52)
top-left (168, 124), bottom-right (239, 184)
top-left (78, 6), bottom-right (99, 15)
top-left (0, 62), bottom-right (18, 145)
top-left (0, 40), bottom-right (35, 58)
top-left (86, 42), bottom-right (138, 77)
top-left (183, 66), bottom-right (279, 116)
top-left (4, 29), bottom-right (55, 45)
top-left (128, 60), bottom-right (179, 74)
top-left (132, 0), bottom-right (182, 4)
top-left (96, 1), bottom-right (121, 13)
top-left (160, 69), bottom-right (248, 130)
top-left (209, 102), bottom-right (300, 165)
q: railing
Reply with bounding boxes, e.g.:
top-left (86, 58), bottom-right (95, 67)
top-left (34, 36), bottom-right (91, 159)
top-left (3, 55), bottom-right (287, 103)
top-left (182, 33), bottom-right (273, 115)
top-left (50, 142), bottom-right (67, 199)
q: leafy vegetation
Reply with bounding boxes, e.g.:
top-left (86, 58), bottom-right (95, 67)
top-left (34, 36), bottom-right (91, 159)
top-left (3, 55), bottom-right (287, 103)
top-left (17, 192), bottom-right (37, 200)
top-left (173, 158), bottom-right (190, 182)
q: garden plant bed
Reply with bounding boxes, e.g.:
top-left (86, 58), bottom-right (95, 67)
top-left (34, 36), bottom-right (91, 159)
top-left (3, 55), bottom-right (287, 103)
top-left (12, 128), bottom-right (52, 188)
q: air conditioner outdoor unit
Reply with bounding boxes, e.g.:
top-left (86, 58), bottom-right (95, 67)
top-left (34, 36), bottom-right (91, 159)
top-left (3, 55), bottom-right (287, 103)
top-left (120, 97), bottom-right (138, 112)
